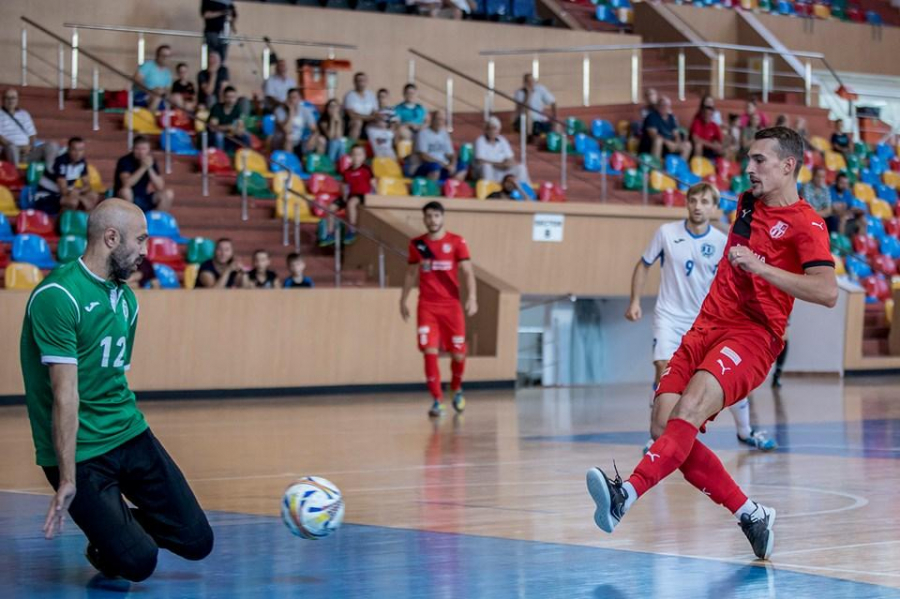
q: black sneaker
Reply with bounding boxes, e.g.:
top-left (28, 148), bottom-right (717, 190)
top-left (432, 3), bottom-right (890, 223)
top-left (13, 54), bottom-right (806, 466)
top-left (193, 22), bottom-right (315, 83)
top-left (771, 371), bottom-right (782, 388)
top-left (739, 504), bottom-right (776, 560)
top-left (85, 543), bottom-right (121, 579)
top-left (586, 467), bottom-right (628, 533)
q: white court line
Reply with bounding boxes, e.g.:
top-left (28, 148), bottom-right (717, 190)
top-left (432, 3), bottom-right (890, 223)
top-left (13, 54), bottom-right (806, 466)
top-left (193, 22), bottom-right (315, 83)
top-left (762, 539), bottom-right (900, 558)
top-left (743, 484), bottom-right (869, 519)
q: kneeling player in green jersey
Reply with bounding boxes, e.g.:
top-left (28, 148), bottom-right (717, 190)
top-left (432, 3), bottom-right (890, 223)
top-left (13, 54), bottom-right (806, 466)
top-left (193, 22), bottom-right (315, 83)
top-left (20, 199), bottom-right (213, 582)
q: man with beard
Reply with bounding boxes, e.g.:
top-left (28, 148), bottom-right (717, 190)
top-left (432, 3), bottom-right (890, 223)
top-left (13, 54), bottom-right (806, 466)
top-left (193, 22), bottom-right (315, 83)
top-left (19, 199), bottom-right (213, 582)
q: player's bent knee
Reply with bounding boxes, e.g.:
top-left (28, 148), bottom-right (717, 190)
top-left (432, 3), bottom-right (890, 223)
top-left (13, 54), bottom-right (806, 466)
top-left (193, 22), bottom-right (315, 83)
top-left (450, 352), bottom-right (465, 362)
top-left (172, 522), bottom-right (214, 561)
top-left (117, 544), bottom-right (159, 582)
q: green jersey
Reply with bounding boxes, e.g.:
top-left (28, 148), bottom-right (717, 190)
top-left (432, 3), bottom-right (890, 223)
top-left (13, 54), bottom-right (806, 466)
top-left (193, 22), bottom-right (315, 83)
top-left (20, 259), bottom-right (147, 467)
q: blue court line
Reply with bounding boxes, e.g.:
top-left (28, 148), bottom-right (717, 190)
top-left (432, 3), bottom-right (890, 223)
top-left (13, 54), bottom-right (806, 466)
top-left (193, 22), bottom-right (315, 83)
top-left (523, 418), bottom-right (900, 459)
top-left (3, 491), bottom-right (899, 598)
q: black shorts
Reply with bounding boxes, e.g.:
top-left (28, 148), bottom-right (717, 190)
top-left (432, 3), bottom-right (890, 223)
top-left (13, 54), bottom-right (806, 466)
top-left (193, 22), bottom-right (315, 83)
top-left (335, 194), bottom-right (365, 209)
top-left (43, 428), bottom-right (213, 581)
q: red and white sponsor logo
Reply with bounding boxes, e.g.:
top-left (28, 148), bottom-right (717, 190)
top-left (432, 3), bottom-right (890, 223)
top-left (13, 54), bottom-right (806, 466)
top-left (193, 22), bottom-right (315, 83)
top-left (429, 260), bottom-right (455, 271)
top-left (769, 220), bottom-right (789, 239)
top-left (442, 243), bottom-right (452, 253)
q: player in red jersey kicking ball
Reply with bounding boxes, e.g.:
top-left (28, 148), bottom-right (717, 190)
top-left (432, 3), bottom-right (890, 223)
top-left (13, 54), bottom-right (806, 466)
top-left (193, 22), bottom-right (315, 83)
top-left (400, 201), bottom-right (478, 418)
top-left (587, 127), bottom-right (838, 560)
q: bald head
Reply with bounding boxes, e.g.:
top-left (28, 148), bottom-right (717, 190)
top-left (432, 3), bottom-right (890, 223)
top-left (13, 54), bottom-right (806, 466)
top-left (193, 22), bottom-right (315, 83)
top-left (84, 199), bottom-right (149, 282)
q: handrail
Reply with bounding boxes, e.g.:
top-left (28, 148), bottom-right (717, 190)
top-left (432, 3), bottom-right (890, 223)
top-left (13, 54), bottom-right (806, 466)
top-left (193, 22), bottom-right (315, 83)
top-left (62, 23), bottom-right (357, 50)
top-left (22, 16), bottom-right (403, 287)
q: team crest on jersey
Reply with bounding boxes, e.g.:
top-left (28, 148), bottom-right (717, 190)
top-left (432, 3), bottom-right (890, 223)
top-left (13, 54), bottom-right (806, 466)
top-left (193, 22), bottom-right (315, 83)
top-left (442, 243), bottom-right (452, 253)
top-left (701, 243), bottom-right (715, 257)
top-left (769, 220), bottom-right (789, 239)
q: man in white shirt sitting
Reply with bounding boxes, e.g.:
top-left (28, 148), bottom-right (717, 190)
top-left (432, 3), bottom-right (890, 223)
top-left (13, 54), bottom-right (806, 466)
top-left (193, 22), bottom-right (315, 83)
top-left (513, 74), bottom-right (557, 144)
top-left (0, 88), bottom-right (59, 167)
top-left (473, 116), bottom-right (529, 184)
top-left (343, 72), bottom-right (379, 141)
top-left (413, 110), bottom-right (465, 182)
top-left (262, 59), bottom-right (297, 106)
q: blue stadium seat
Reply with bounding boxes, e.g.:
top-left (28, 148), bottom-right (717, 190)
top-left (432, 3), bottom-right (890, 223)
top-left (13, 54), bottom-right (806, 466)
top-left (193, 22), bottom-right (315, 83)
top-left (152, 263), bottom-right (181, 289)
top-left (0, 213), bottom-right (14, 243)
top-left (12, 233), bottom-right (56, 269)
top-left (19, 186), bottom-right (35, 210)
top-left (591, 119), bottom-right (615, 140)
top-left (595, 5), bottom-right (617, 22)
top-left (875, 183), bottom-right (898, 206)
top-left (880, 236), bottom-right (900, 259)
top-left (868, 155), bottom-right (887, 176)
top-left (860, 169), bottom-right (881, 186)
top-left (665, 155), bottom-right (690, 179)
top-left (609, 0), bottom-right (631, 8)
top-left (161, 128), bottom-right (199, 156)
top-left (845, 254), bottom-right (872, 279)
top-left (867, 216), bottom-right (886, 241)
top-left (261, 114), bottom-right (276, 138)
top-left (876, 143), bottom-right (895, 162)
top-left (573, 133), bottom-right (600, 155)
top-left (848, 197), bottom-right (869, 213)
top-left (866, 10), bottom-right (883, 24)
top-left (270, 150), bottom-right (306, 177)
top-left (146, 211), bottom-right (189, 244)
top-left (511, 0), bottom-right (536, 18)
top-left (485, 0), bottom-right (509, 16)
top-left (520, 181), bottom-right (537, 200)
top-left (719, 191), bottom-right (738, 213)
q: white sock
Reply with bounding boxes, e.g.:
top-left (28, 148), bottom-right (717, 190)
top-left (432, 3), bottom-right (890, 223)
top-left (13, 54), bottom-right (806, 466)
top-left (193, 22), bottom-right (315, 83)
top-left (730, 398), bottom-right (752, 439)
top-left (622, 481), bottom-right (638, 512)
top-left (734, 499), bottom-right (758, 521)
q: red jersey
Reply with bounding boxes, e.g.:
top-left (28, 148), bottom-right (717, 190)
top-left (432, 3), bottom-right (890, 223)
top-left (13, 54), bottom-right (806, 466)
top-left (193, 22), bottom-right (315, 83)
top-left (690, 117), bottom-right (722, 143)
top-left (408, 232), bottom-right (471, 304)
top-left (695, 192), bottom-right (834, 339)
top-left (344, 165), bottom-right (373, 197)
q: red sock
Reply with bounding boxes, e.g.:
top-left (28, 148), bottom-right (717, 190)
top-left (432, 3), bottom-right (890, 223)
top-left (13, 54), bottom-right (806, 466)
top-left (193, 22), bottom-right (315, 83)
top-left (451, 358), bottom-right (465, 391)
top-left (679, 439), bottom-right (748, 513)
top-left (628, 418), bottom-right (698, 497)
top-left (424, 353), bottom-right (442, 400)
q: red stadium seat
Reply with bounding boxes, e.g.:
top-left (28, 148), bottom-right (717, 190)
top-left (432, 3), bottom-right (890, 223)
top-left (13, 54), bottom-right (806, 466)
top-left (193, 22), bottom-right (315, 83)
top-left (862, 275), bottom-right (891, 301)
top-left (146, 237), bottom-right (185, 270)
top-left (337, 154), bottom-right (353, 177)
top-left (890, 157), bottom-right (900, 173)
top-left (538, 182), bottom-right (566, 202)
top-left (309, 192), bottom-right (339, 218)
top-left (0, 161), bottom-right (23, 191)
top-left (886, 218), bottom-right (900, 238)
top-left (308, 173), bottom-right (342, 198)
top-left (443, 179), bottom-right (475, 199)
top-left (610, 152), bottom-right (636, 172)
top-left (15, 209), bottom-right (55, 239)
top-left (715, 158), bottom-right (740, 179)
top-left (852, 234), bottom-right (879, 256)
top-left (201, 148), bottom-right (233, 175)
top-left (872, 253), bottom-right (897, 276)
top-left (661, 189), bottom-right (686, 207)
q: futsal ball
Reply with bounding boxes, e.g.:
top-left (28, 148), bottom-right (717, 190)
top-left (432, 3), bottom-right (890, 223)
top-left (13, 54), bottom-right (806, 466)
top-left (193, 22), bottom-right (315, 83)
top-left (281, 476), bottom-right (345, 540)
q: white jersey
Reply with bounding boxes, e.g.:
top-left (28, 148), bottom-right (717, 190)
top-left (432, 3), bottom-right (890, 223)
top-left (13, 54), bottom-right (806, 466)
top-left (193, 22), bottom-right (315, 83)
top-left (642, 220), bottom-right (727, 328)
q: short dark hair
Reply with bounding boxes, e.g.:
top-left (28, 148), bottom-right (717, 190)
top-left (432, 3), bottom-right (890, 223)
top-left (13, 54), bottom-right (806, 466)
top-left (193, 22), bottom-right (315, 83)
top-left (754, 126), bottom-right (804, 177)
top-left (354, 71), bottom-right (366, 80)
top-left (176, 62), bottom-right (188, 70)
top-left (422, 201), bottom-right (444, 214)
top-left (836, 171), bottom-right (849, 181)
top-left (216, 237), bottom-right (232, 246)
top-left (132, 135), bottom-right (150, 147)
top-left (287, 87), bottom-right (300, 96)
top-left (812, 166), bottom-right (827, 176)
top-left (156, 45), bottom-right (171, 57)
top-left (287, 252), bottom-right (303, 265)
top-left (377, 88), bottom-right (389, 95)
top-left (253, 248), bottom-right (268, 258)
top-left (223, 86), bottom-right (236, 95)
top-left (403, 83), bottom-right (417, 93)
top-left (68, 136), bottom-right (84, 146)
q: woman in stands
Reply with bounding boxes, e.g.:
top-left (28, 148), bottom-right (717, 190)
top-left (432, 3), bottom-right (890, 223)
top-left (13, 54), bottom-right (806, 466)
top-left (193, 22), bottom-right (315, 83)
top-left (313, 99), bottom-right (346, 163)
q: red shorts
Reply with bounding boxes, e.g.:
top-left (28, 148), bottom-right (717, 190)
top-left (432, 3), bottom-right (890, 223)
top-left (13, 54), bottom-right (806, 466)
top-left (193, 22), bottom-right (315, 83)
top-left (417, 302), bottom-right (466, 354)
top-left (656, 326), bottom-right (782, 410)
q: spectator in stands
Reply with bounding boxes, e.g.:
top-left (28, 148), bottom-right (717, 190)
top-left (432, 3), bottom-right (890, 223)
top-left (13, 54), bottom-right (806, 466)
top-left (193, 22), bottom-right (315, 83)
top-left (209, 86), bottom-right (249, 153)
top-left (275, 88), bottom-right (316, 158)
top-left (638, 96), bottom-right (691, 162)
top-left (0, 88), bottom-right (59, 167)
top-left (831, 171), bottom-right (853, 205)
top-left (723, 113), bottom-right (741, 161)
top-left (198, 238), bottom-right (245, 288)
top-left (367, 114), bottom-right (397, 160)
top-left (262, 59), bottom-right (297, 106)
top-left (171, 63), bottom-right (197, 111)
top-left (698, 93), bottom-right (723, 125)
top-left (802, 166), bottom-right (838, 232)
top-left (197, 50), bottom-right (230, 109)
top-left (395, 83), bottom-right (427, 141)
top-left (313, 99), bottom-right (346, 163)
top-left (690, 96), bottom-right (724, 160)
top-left (795, 117), bottom-right (810, 146)
top-left (377, 88), bottom-right (397, 123)
top-left (775, 114), bottom-right (789, 128)
top-left (127, 258), bottom-right (160, 290)
top-left (843, 209), bottom-right (866, 239)
top-left (414, 110), bottom-right (465, 181)
top-left (740, 112), bottom-right (762, 157)
top-left (473, 116), bottom-right (530, 184)
top-left (640, 87), bottom-right (659, 121)
top-left (336, 145), bottom-right (374, 242)
top-left (134, 45), bottom-right (173, 112)
top-left (487, 174), bottom-right (527, 200)
top-left (114, 136), bottom-right (174, 213)
top-left (513, 74), bottom-right (557, 143)
top-left (245, 249), bottom-right (280, 288)
top-left (831, 119), bottom-right (851, 159)
top-left (343, 72), bottom-right (379, 141)
top-left (33, 137), bottom-right (98, 215)
top-left (201, 0), bottom-right (237, 61)
top-left (739, 98), bottom-right (769, 128)
top-left (283, 253), bottom-right (314, 288)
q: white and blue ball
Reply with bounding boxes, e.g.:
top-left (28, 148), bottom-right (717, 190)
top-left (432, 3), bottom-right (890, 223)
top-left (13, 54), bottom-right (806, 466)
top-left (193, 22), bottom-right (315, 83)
top-left (281, 476), bottom-right (345, 539)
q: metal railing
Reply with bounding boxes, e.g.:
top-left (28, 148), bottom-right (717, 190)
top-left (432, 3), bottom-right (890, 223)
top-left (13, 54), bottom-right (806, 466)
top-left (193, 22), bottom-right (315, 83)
top-left (409, 48), bottom-right (700, 204)
top-left (21, 16), bottom-right (397, 288)
top-left (58, 22), bottom-right (356, 90)
top-left (475, 41), bottom-right (847, 109)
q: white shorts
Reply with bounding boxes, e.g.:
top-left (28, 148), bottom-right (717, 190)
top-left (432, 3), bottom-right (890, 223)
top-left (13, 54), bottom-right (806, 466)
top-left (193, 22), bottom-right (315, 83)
top-left (652, 320), bottom-right (691, 362)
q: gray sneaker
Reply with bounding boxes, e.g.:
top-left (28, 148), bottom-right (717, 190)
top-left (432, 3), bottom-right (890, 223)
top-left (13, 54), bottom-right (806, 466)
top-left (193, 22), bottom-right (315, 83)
top-left (739, 503), bottom-right (776, 560)
top-left (586, 467), bottom-right (629, 533)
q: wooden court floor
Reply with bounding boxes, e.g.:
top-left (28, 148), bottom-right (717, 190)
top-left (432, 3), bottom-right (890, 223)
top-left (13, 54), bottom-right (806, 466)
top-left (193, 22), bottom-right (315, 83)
top-left (2, 377), bottom-right (900, 597)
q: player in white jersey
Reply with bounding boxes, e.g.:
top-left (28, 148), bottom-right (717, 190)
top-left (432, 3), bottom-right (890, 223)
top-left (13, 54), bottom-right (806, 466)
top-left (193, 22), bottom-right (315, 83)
top-left (626, 182), bottom-right (776, 451)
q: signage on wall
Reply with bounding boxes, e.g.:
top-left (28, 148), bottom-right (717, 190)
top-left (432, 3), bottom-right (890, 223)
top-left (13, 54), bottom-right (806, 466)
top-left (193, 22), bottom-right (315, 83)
top-left (533, 214), bottom-right (564, 242)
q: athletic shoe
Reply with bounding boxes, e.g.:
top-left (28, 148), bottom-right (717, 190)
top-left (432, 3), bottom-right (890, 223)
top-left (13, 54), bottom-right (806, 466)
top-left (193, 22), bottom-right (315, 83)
top-left (739, 503), bottom-right (776, 560)
top-left (738, 429), bottom-right (778, 451)
top-left (771, 371), bottom-right (783, 388)
top-left (428, 400), bottom-right (445, 418)
top-left (343, 231), bottom-right (357, 245)
top-left (452, 391), bottom-right (465, 414)
top-left (85, 543), bottom-right (120, 579)
top-left (586, 466), bottom-right (628, 533)
top-left (318, 233), bottom-right (335, 248)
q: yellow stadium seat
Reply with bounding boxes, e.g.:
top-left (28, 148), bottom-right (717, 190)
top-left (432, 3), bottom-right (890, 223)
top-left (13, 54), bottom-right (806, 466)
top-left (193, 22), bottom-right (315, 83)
top-left (617, 120), bottom-right (630, 138)
top-left (886, 298), bottom-right (895, 325)
top-left (87, 164), bottom-right (105, 193)
top-left (690, 157), bottom-right (715, 178)
top-left (626, 138), bottom-right (640, 154)
top-left (476, 179), bottom-right (502, 200)
top-left (833, 254), bottom-right (845, 276)
top-left (813, 3), bottom-right (831, 18)
top-left (272, 171), bottom-right (307, 197)
top-left (234, 149), bottom-right (273, 178)
top-left (275, 194), bottom-right (317, 223)
top-left (884, 171), bottom-right (900, 190)
top-left (854, 182), bottom-right (876, 203)
top-left (377, 177), bottom-right (409, 196)
top-left (396, 140), bottom-right (413, 160)
top-left (182, 263), bottom-right (199, 290)
top-left (0, 185), bottom-right (19, 217)
top-left (824, 151), bottom-right (847, 172)
top-left (871, 198), bottom-right (892, 219)
top-left (126, 108), bottom-right (162, 135)
top-left (740, 0), bottom-right (756, 9)
top-left (5, 262), bottom-right (43, 290)
top-left (650, 170), bottom-right (677, 192)
top-left (195, 108), bottom-right (209, 133)
top-left (372, 157), bottom-right (404, 179)
top-left (798, 165), bottom-right (812, 184)
top-left (809, 136), bottom-right (831, 153)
